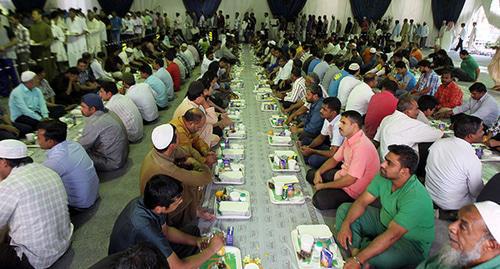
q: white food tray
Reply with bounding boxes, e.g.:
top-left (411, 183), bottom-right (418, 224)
top-left (269, 116), bottom-right (287, 128)
top-left (267, 180), bottom-right (305, 205)
top-left (268, 135), bottom-right (292, 146)
top-left (268, 150), bottom-right (300, 172)
top-left (291, 228), bottom-right (345, 269)
top-left (214, 163), bottom-right (245, 185)
top-left (261, 102), bottom-right (279, 112)
top-left (215, 190), bottom-right (251, 220)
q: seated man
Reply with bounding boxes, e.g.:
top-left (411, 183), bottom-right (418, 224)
top-left (336, 145), bottom-right (435, 269)
top-left (410, 60), bottom-right (440, 96)
top-left (433, 69), bottom-right (463, 109)
top-left (108, 175), bottom-right (225, 269)
top-left (0, 139), bottom-right (73, 268)
top-left (374, 95), bottom-right (443, 159)
top-left (8, 71), bottom-right (48, 132)
top-left (416, 95), bottom-right (439, 125)
top-left (122, 72), bottom-right (159, 123)
top-left (278, 67), bottom-right (306, 109)
top-left (32, 65), bottom-right (67, 119)
top-left (445, 82), bottom-right (499, 128)
top-left (139, 64), bottom-right (169, 109)
top-left (152, 57), bottom-right (175, 101)
top-left (37, 119), bottom-right (99, 210)
top-left (299, 97), bottom-right (343, 169)
top-left (166, 49), bottom-right (182, 92)
top-left (453, 50), bottom-right (480, 82)
top-left (170, 108), bottom-right (217, 167)
top-left (79, 93), bottom-right (129, 171)
top-left (99, 81), bottom-right (144, 143)
top-left (51, 67), bottom-right (82, 106)
top-left (364, 78), bottom-right (399, 139)
top-left (425, 115), bottom-right (484, 212)
top-left (290, 84), bottom-right (324, 143)
top-left (90, 243), bottom-right (167, 269)
top-left (337, 63), bottom-right (361, 108)
top-left (345, 73), bottom-right (377, 115)
top-left (417, 201), bottom-right (500, 269)
top-left (389, 61), bottom-right (416, 97)
top-left (140, 124), bottom-right (213, 228)
top-left (306, 111), bottom-right (379, 210)
top-left (76, 58), bottom-right (99, 93)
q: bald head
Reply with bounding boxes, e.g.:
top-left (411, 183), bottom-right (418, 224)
top-left (182, 108), bottom-right (206, 134)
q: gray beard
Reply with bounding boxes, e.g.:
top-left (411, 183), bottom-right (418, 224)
top-left (438, 241), bottom-right (483, 267)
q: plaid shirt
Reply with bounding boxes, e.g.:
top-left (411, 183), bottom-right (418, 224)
top-left (14, 24), bottom-right (30, 54)
top-left (415, 70), bottom-right (440, 96)
top-left (0, 163), bottom-right (73, 268)
top-left (434, 81), bottom-right (463, 109)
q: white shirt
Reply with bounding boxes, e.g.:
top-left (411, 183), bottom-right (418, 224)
top-left (425, 137), bottom-right (483, 210)
top-left (320, 114), bottom-right (344, 146)
top-left (345, 82), bottom-right (374, 115)
top-left (453, 93), bottom-right (499, 127)
top-left (106, 94), bottom-right (144, 142)
top-left (118, 51), bottom-right (130, 66)
top-left (90, 59), bottom-right (113, 81)
top-left (374, 110), bottom-right (443, 159)
top-left (125, 83), bottom-right (159, 122)
top-left (459, 27), bottom-right (467, 39)
top-left (273, 59), bottom-right (293, 84)
top-left (200, 55), bottom-right (213, 76)
top-left (337, 76), bottom-right (361, 109)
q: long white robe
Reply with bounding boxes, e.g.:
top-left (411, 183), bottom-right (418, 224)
top-left (86, 18), bottom-right (101, 55)
top-left (441, 29), bottom-right (454, 51)
top-left (66, 16), bottom-right (88, 67)
top-left (50, 21), bottom-right (67, 62)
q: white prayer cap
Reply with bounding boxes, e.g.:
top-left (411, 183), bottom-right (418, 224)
top-left (181, 43), bottom-right (188, 48)
top-left (151, 124), bottom-right (175, 150)
top-left (126, 12), bottom-right (131, 16)
top-left (21, 71), bottom-right (36, 82)
top-left (268, 40), bottom-right (276, 46)
top-left (107, 15), bottom-right (113, 19)
top-left (348, 63), bottom-right (360, 71)
top-left (369, 47), bottom-right (377, 53)
top-left (0, 139), bottom-right (28, 159)
top-left (474, 201), bottom-right (500, 242)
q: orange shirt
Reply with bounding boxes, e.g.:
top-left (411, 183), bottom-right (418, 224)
top-left (434, 81), bottom-right (463, 109)
top-left (411, 49), bottom-right (423, 61)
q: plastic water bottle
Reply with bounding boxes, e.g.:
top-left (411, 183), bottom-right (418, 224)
top-left (311, 241), bottom-right (323, 268)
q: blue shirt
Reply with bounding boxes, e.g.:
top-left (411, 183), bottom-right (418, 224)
top-left (395, 70), bottom-right (417, 92)
top-left (43, 140), bottom-right (99, 209)
top-left (110, 17), bottom-right (122, 31)
top-left (145, 75), bottom-right (169, 108)
top-left (8, 83), bottom-right (48, 121)
top-left (108, 197), bottom-right (173, 258)
top-left (308, 58), bottom-right (321, 74)
top-left (304, 98), bottom-right (324, 135)
top-left (328, 70), bottom-right (349, 97)
top-left (154, 68), bottom-right (174, 101)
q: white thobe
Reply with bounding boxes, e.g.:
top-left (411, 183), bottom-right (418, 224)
top-left (66, 17), bottom-right (88, 67)
top-left (86, 18), bottom-right (101, 54)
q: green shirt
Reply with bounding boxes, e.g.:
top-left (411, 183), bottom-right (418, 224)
top-left (460, 55), bottom-right (479, 80)
top-left (367, 174), bottom-right (435, 255)
top-left (416, 253), bottom-right (500, 269)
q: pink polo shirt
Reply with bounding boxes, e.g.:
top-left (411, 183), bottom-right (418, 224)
top-left (333, 130), bottom-right (380, 199)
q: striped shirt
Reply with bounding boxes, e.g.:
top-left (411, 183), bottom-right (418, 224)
top-left (415, 70), bottom-right (440, 96)
top-left (284, 77), bottom-right (306, 103)
top-left (106, 93), bottom-right (144, 142)
top-left (0, 163), bottom-right (73, 268)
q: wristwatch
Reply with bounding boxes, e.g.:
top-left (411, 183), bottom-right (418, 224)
top-left (353, 256), bottom-right (363, 266)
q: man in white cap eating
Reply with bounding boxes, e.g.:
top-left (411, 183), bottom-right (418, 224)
top-left (417, 201), bottom-right (500, 268)
top-left (0, 139), bottom-right (73, 268)
top-left (139, 123), bottom-right (213, 228)
top-left (337, 62), bottom-right (361, 108)
top-left (8, 70), bottom-right (48, 133)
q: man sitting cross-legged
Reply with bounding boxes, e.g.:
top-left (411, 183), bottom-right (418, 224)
top-left (336, 145), bottom-right (435, 269)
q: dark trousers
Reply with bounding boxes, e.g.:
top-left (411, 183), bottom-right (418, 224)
top-left (477, 173), bottom-right (500, 204)
top-left (454, 38), bottom-right (464, 51)
top-left (301, 135), bottom-right (331, 169)
top-left (0, 58), bottom-right (19, 97)
top-left (48, 105), bottom-right (66, 119)
top-left (14, 115), bottom-right (40, 133)
top-left (453, 68), bottom-right (475, 82)
top-left (0, 130), bottom-right (17, 140)
top-left (306, 168), bottom-right (354, 210)
top-left (0, 242), bottom-right (34, 269)
top-left (281, 100), bottom-right (295, 109)
top-left (416, 142), bottom-right (434, 179)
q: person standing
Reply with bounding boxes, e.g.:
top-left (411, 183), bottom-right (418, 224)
top-left (454, 23), bottom-right (467, 52)
top-left (420, 22), bottom-right (429, 48)
top-left (66, 9), bottom-right (88, 67)
top-left (29, 9), bottom-right (55, 80)
top-left (468, 22), bottom-right (477, 50)
top-left (110, 12), bottom-right (122, 44)
top-left (86, 12), bottom-right (102, 55)
top-left (0, 14), bottom-right (18, 97)
top-left (9, 15), bottom-right (30, 73)
top-left (49, 13), bottom-right (68, 73)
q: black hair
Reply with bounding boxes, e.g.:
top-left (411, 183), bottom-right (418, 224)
top-left (417, 59), bottom-right (431, 68)
top-left (441, 69), bottom-right (453, 77)
top-left (154, 57), bottom-right (164, 68)
top-left (201, 71), bottom-right (217, 88)
top-left (417, 95), bottom-right (438, 112)
top-left (307, 83), bottom-right (322, 98)
top-left (291, 67), bottom-right (301, 78)
top-left (37, 119), bottom-right (68, 143)
top-left (186, 81), bottom-right (205, 101)
top-left (3, 157), bottom-right (33, 168)
top-left (143, 175), bottom-right (183, 210)
top-left (31, 65), bottom-right (44, 75)
top-left (387, 144), bottom-right (419, 174)
top-left (77, 58), bottom-right (88, 65)
top-left (165, 49), bottom-right (175, 61)
top-left (341, 110), bottom-right (363, 128)
top-left (469, 82), bottom-right (487, 93)
top-left (395, 61), bottom-right (407, 69)
top-left (380, 53), bottom-right (388, 62)
top-left (324, 54), bottom-right (334, 63)
top-left (453, 114), bottom-right (483, 139)
top-left (100, 81), bottom-right (119, 95)
top-left (207, 61), bottom-right (220, 74)
top-left (139, 64), bottom-right (153, 76)
top-left (459, 50), bottom-right (469, 56)
top-left (293, 59), bottom-right (302, 68)
top-left (183, 108), bottom-right (205, 122)
top-left (380, 78), bottom-right (398, 93)
top-left (323, 97), bottom-right (341, 114)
